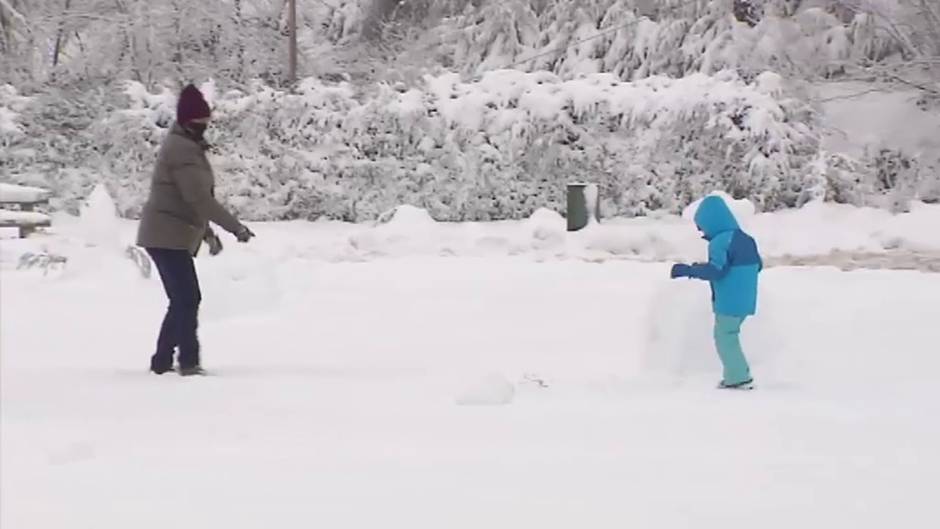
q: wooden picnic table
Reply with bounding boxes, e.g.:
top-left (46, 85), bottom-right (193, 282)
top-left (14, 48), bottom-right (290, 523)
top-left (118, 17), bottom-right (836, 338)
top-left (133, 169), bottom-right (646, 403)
top-left (0, 183), bottom-right (53, 238)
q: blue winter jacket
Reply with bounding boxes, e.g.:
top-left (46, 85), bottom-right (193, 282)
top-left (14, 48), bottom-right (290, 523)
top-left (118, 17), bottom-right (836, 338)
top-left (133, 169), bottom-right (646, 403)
top-left (688, 196), bottom-right (762, 317)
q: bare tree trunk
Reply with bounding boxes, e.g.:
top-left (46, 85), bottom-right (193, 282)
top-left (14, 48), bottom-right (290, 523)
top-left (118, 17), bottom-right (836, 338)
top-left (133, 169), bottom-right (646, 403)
top-left (235, 0), bottom-right (245, 81)
top-left (288, 0), bottom-right (296, 83)
top-left (0, 0), bottom-right (8, 53)
top-left (52, 0), bottom-right (73, 69)
top-left (170, 0), bottom-right (184, 82)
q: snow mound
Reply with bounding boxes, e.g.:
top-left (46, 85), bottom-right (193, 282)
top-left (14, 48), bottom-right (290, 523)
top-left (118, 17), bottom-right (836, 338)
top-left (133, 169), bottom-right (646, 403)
top-left (351, 206), bottom-right (442, 257)
top-left (376, 205), bottom-right (436, 229)
top-left (527, 208), bottom-right (565, 246)
top-left (79, 184), bottom-right (121, 251)
top-left (455, 373), bottom-right (515, 406)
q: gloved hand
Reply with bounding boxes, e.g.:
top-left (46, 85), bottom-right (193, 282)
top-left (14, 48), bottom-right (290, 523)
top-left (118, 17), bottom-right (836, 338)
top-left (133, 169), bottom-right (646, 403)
top-left (204, 229), bottom-right (223, 256)
top-left (235, 224), bottom-right (255, 243)
top-left (670, 263), bottom-right (692, 279)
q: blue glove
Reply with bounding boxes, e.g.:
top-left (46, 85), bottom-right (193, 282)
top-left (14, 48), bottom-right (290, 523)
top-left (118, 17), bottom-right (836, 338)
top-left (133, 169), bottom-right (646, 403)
top-left (670, 263), bottom-right (692, 279)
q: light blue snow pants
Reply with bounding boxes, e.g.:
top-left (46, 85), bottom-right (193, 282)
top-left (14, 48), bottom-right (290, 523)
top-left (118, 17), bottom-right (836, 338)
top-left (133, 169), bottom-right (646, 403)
top-left (714, 315), bottom-right (752, 385)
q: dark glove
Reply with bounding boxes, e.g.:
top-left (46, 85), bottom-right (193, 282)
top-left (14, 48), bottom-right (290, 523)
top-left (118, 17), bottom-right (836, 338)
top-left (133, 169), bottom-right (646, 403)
top-left (204, 229), bottom-right (223, 256)
top-left (670, 263), bottom-right (692, 279)
top-left (235, 225), bottom-right (255, 243)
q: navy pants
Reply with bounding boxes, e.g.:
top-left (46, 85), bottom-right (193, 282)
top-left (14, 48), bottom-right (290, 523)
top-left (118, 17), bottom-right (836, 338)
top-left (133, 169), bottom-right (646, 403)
top-left (146, 248), bottom-right (202, 371)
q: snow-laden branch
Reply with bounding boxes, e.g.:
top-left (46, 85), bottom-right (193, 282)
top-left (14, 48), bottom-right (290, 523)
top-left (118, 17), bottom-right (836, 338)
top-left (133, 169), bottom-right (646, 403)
top-left (0, 0), bottom-right (32, 33)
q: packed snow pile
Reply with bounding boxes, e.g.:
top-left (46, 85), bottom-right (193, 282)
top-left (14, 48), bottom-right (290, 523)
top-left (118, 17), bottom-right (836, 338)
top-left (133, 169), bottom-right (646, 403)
top-left (526, 208), bottom-right (566, 249)
top-left (374, 205), bottom-right (437, 231)
top-left (78, 184), bottom-right (121, 251)
top-left (645, 279), bottom-right (788, 378)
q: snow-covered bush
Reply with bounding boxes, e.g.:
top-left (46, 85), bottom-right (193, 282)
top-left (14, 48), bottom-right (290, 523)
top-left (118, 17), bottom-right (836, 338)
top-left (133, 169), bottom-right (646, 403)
top-left (5, 69), bottom-right (816, 221)
top-left (442, 0), bottom-right (908, 82)
top-left (4, 67), bottom-right (930, 222)
top-left (0, 69), bottom-right (815, 220)
top-left (0, 85), bottom-right (31, 145)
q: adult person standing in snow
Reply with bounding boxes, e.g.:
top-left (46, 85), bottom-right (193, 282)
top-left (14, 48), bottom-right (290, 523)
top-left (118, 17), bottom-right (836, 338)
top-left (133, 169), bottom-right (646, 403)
top-left (137, 84), bottom-right (255, 376)
top-left (669, 196), bottom-right (762, 390)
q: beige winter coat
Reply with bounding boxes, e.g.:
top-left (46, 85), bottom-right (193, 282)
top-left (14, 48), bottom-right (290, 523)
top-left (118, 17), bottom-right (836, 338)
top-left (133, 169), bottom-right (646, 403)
top-left (136, 123), bottom-right (241, 254)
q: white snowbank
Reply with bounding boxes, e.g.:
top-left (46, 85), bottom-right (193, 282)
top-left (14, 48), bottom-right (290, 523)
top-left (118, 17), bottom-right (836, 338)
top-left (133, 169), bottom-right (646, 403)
top-left (335, 201), bottom-right (940, 263)
top-left (6, 200), bottom-right (939, 268)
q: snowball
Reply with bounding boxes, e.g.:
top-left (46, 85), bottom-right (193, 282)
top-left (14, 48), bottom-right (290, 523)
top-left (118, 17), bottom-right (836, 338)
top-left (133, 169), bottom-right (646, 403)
top-left (527, 207), bottom-right (564, 225)
top-left (526, 208), bottom-right (565, 248)
top-left (455, 373), bottom-right (515, 406)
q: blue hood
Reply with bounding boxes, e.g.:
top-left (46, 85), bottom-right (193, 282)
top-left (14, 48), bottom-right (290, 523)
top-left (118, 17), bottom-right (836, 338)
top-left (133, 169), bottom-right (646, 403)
top-left (693, 196), bottom-right (740, 240)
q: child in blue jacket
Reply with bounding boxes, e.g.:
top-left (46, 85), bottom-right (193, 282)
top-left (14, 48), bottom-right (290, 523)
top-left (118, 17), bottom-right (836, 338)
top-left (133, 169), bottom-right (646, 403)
top-left (670, 196), bottom-right (762, 389)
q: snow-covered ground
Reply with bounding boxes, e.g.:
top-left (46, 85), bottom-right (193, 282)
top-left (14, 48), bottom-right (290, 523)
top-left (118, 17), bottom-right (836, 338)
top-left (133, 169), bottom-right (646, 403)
top-left (2, 203), bottom-right (939, 528)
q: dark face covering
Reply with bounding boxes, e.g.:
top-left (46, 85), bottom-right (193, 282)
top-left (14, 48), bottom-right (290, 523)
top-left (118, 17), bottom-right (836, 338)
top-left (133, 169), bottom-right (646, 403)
top-left (186, 122), bottom-right (208, 140)
top-left (182, 122), bottom-right (211, 151)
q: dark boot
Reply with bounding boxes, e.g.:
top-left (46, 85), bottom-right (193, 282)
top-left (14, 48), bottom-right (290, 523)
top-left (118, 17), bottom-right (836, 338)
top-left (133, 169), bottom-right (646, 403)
top-left (150, 352), bottom-right (174, 374)
top-left (179, 366), bottom-right (208, 377)
top-left (150, 365), bottom-right (175, 375)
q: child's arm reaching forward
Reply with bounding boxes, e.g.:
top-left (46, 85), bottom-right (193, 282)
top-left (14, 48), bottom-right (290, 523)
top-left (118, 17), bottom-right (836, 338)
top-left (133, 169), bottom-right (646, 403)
top-left (670, 232), bottom-right (734, 281)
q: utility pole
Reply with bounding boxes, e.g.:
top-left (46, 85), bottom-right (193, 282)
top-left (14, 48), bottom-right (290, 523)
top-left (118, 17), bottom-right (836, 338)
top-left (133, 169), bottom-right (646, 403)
top-left (288, 0), bottom-right (297, 84)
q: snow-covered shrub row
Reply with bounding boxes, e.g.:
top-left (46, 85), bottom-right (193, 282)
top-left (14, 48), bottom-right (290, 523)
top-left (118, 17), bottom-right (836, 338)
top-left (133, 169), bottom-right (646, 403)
top-left (3, 70), bottom-right (827, 220)
top-left (4, 70), bottom-right (932, 221)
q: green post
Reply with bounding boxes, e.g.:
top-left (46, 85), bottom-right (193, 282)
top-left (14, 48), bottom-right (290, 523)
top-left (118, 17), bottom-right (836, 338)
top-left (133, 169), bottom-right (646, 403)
top-left (567, 183), bottom-right (600, 231)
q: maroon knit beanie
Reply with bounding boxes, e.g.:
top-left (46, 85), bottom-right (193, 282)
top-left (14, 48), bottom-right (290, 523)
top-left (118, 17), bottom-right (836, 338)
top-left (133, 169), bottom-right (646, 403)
top-left (177, 84), bottom-right (211, 124)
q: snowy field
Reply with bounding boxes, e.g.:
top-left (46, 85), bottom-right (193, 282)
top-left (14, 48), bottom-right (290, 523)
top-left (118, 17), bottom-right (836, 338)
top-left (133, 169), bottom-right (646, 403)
top-left (2, 205), bottom-right (940, 528)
